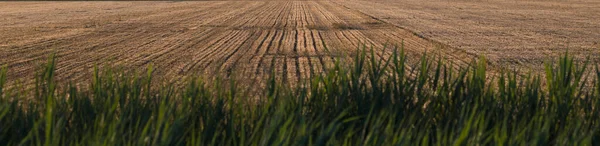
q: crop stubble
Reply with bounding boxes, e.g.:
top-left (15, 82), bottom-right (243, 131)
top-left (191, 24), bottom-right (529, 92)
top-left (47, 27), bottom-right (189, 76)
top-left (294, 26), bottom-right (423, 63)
top-left (337, 0), bottom-right (600, 71)
top-left (4, 0), bottom-right (591, 86)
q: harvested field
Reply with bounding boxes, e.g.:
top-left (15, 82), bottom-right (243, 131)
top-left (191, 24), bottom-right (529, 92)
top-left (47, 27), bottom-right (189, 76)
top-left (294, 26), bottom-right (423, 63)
top-left (337, 0), bottom-right (600, 71)
top-left (1, 1), bottom-right (469, 86)
top-left (1, 0), bottom-right (598, 85)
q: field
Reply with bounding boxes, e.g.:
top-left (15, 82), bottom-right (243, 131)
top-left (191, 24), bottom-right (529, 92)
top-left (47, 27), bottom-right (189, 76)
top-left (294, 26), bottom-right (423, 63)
top-left (2, 1), bottom-right (599, 85)
top-left (338, 0), bottom-right (600, 70)
top-left (1, 0), bottom-right (600, 145)
top-left (0, 1), bottom-right (454, 86)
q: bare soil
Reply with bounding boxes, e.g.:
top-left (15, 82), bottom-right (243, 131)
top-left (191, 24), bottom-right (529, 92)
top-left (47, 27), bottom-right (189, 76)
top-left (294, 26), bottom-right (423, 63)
top-left (337, 0), bottom-right (600, 71)
top-left (1, 0), bottom-right (597, 86)
top-left (1, 1), bottom-right (467, 86)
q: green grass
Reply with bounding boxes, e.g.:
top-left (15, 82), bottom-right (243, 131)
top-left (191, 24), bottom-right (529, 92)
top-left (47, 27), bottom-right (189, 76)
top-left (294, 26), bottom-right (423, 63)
top-left (0, 46), bottom-right (599, 145)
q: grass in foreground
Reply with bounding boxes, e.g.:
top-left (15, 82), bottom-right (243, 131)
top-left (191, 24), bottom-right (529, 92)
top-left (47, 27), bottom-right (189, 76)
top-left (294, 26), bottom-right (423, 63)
top-left (0, 47), bottom-right (599, 145)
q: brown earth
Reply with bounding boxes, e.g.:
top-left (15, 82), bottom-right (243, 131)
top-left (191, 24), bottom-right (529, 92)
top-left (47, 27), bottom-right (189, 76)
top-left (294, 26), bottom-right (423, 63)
top-left (1, 1), bottom-right (471, 87)
top-left (0, 0), bottom-right (598, 87)
top-left (337, 0), bottom-right (600, 71)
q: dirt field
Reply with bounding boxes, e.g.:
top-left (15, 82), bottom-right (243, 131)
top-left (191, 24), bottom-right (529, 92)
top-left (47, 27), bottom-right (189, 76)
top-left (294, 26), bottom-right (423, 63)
top-left (337, 0), bottom-right (600, 70)
top-left (1, 1), bottom-right (598, 85)
top-left (1, 1), bottom-right (468, 86)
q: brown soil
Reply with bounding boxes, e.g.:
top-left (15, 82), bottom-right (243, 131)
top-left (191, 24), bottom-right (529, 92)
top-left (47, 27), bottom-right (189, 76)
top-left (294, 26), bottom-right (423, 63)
top-left (337, 0), bottom-right (600, 72)
top-left (1, 0), bottom-right (597, 86)
top-left (1, 1), bottom-right (470, 87)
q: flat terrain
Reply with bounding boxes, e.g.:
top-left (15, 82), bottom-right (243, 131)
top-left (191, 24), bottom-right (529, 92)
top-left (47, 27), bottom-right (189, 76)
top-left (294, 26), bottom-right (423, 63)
top-left (1, 1), bottom-right (463, 85)
top-left (338, 0), bottom-right (600, 70)
top-left (1, 0), bottom-right (598, 85)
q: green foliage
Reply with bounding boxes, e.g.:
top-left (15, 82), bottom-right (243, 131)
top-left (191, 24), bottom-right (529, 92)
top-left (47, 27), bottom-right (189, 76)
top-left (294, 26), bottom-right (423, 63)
top-left (0, 47), bottom-right (598, 145)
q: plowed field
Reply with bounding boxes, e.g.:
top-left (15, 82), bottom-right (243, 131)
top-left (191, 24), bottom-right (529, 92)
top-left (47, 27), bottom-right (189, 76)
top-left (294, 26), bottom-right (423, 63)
top-left (1, 1), bottom-right (469, 85)
top-left (1, 0), bottom-right (598, 85)
top-left (338, 0), bottom-right (600, 71)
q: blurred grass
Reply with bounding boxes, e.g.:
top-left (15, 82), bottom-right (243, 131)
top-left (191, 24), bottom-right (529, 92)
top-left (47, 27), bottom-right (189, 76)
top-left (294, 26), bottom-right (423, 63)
top-left (0, 46), bottom-right (599, 145)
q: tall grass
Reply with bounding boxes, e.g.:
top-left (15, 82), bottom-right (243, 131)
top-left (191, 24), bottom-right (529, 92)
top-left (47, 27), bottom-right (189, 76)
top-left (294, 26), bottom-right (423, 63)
top-left (0, 46), bottom-right (599, 145)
